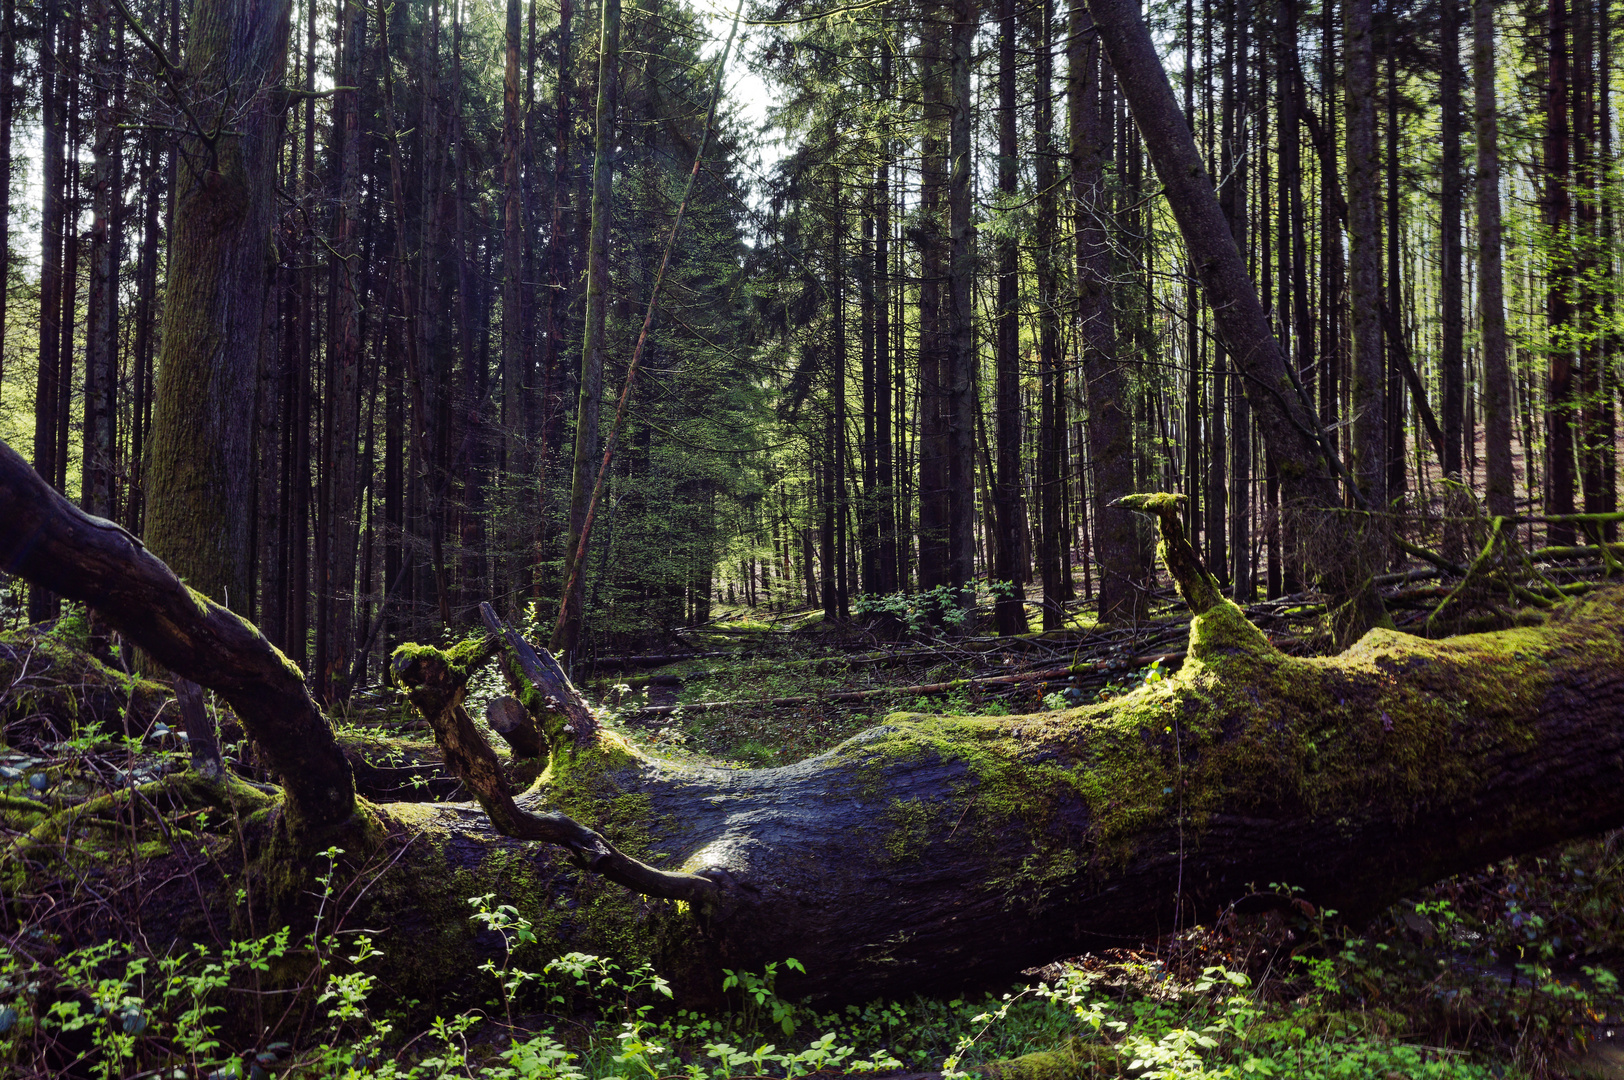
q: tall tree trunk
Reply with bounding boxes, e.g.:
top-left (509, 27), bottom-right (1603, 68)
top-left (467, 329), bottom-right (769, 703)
top-left (501, 0), bottom-right (527, 610)
top-left (319, 0), bottom-right (366, 699)
top-left (1226, 0), bottom-right (1251, 603)
top-left (875, 30), bottom-right (897, 596)
top-left (992, 0), bottom-right (1028, 635)
top-left (946, 0), bottom-right (979, 610)
top-left (860, 177), bottom-right (880, 597)
top-left (0, 0), bottom-right (12, 408)
top-left (1383, 50), bottom-right (1405, 508)
top-left (1181, 0), bottom-right (1200, 546)
top-left (1596, 0), bottom-right (1618, 539)
top-left (1035, 0), bottom-right (1064, 630)
top-left (288, 0), bottom-right (316, 668)
top-left (82, 5), bottom-right (116, 520)
top-left (1475, 0), bottom-right (1513, 518)
top-left (1073, 5), bottom-right (1140, 625)
top-left (554, 0), bottom-right (621, 653)
top-left (833, 182), bottom-right (851, 622)
top-left (1440, 0), bottom-right (1465, 482)
top-left (1578, 0), bottom-right (1612, 527)
top-left (30, 0), bottom-right (64, 623)
top-left (1545, 0), bottom-right (1576, 545)
top-left (917, 0), bottom-right (950, 593)
top-left (538, 0), bottom-right (572, 596)
top-left (145, 0), bottom-right (295, 613)
top-left (128, 142), bottom-right (160, 539)
top-left (1279, 0), bottom-right (1308, 594)
top-left (1318, 0), bottom-right (1341, 443)
top-left (1345, 0), bottom-right (1386, 516)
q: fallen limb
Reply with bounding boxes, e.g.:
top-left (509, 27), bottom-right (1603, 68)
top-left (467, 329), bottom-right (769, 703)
top-left (0, 439), bottom-right (353, 833)
top-left (388, 630), bottom-right (720, 911)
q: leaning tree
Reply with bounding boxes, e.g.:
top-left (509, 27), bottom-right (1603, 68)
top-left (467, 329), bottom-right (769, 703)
top-left (3, 442), bottom-right (1622, 1004)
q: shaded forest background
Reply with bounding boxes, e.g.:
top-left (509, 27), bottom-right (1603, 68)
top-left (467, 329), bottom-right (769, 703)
top-left (0, 0), bottom-right (1617, 698)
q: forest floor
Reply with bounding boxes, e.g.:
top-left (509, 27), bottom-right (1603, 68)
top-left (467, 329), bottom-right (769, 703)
top-left (3, 581), bottom-right (1624, 1078)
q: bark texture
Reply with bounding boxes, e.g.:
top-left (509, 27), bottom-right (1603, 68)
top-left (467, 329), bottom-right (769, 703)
top-left (143, 0), bottom-right (293, 610)
top-left (1475, 0), bottom-right (1513, 518)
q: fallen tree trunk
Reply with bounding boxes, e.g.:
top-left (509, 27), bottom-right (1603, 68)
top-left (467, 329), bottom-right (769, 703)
top-left (3, 439), bottom-right (1624, 1007)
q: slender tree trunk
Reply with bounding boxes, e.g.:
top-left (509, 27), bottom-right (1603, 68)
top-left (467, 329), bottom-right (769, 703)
top-left (834, 182), bottom-right (851, 622)
top-left (319, 0), bottom-right (366, 699)
top-left (288, 0), bottom-right (316, 667)
top-left (1578, 0), bottom-right (1612, 527)
top-left (0, 0), bottom-right (12, 408)
top-left (860, 179), bottom-right (880, 597)
top-left (875, 31), bottom-right (896, 595)
top-left (1181, 0), bottom-right (1200, 546)
top-left (1440, 0), bottom-right (1465, 482)
top-left (128, 142), bottom-right (160, 539)
top-left (30, 0), bottom-right (64, 623)
top-left (1546, 0), bottom-right (1576, 545)
top-left (537, 0), bottom-right (572, 595)
top-left (1384, 51), bottom-right (1405, 507)
top-left (1073, 5), bottom-right (1140, 625)
top-left (1345, 0), bottom-right (1385, 515)
top-left (992, 0), bottom-right (1028, 634)
top-left (1596, 0), bottom-right (1618, 538)
top-left (1036, 0), bottom-right (1064, 630)
top-left (554, 0), bottom-right (621, 653)
top-left (1279, 0), bottom-right (1308, 594)
top-left (82, 6), bottom-right (115, 520)
top-left (918, 0), bottom-right (950, 594)
top-left (946, 0), bottom-right (979, 611)
top-left (1319, 0), bottom-right (1341, 443)
top-left (501, 0), bottom-right (527, 609)
top-left (1226, 0), bottom-right (1251, 602)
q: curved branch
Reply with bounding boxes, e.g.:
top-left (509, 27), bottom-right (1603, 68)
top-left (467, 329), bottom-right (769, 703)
top-left (0, 439), bottom-right (354, 832)
top-left (388, 642), bottom-right (722, 913)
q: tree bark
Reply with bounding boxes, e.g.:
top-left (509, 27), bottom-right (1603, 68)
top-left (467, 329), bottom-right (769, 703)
top-left (1545, 0), bottom-right (1577, 545)
top-left (1475, 0), bottom-right (1514, 518)
top-left (30, 0), bottom-right (64, 623)
top-left (82, 2), bottom-right (116, 521)
top-left (1440, 0), bottom-right (1464, 483)
top-left (1071, 8), bottom-right (1141, 626)
top-left (501, 0), bottom-right (528, 604)
top-left (917, 0), bottom-right (950, 593)
top-left (946, 0), bottom-right (979, 609)
top-left (1035, 0), bottom-right (1064, 630)
top-left (992, 0), bottom-right (1027, 635)
top-left (1345, 0), bottom-right (1385, 516)
top-left (144, 0), bottom-right (293, 614)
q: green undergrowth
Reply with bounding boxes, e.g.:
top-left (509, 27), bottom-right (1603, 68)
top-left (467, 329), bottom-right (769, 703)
top-left (5, 828), bottom-right (1620, 1079)
top-left (8, 861), bottom-right (1613, 1079)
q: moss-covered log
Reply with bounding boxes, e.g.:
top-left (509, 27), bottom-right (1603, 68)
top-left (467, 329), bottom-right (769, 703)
top-left (4, 439), bottom-right (1624, 1006)
top-left (370, 575), bottom-right (1624, 1003)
